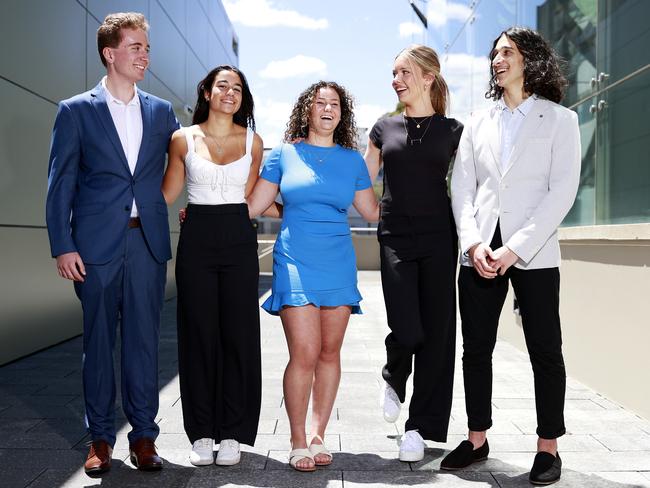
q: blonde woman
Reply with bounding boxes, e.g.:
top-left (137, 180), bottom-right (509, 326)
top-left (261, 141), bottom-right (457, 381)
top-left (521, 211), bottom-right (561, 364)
top-left (365, 45), bottom-right (463, 461)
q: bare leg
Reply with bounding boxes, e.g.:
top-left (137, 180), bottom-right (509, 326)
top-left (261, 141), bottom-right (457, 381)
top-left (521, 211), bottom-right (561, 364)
top-left (538, 437), bottom-right (558, 455)
top-left (468, 430), bottom-right (487, 449)
top-left (310, 305), bottom-right (351, 463)
top-left (280, 305), bottom-right (321, 471)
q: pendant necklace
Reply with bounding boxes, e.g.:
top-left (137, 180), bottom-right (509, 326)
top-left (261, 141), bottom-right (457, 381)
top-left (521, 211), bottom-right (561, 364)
top-left (402, 113), bottom-right (434, 145)
top-left (303, 143), bottom-right (335, 165)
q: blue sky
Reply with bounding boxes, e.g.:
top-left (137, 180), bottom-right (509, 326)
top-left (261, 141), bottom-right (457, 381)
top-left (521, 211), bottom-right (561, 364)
top-left (222, 0), bottom-right (459, 147)
top-left (223, 0), bottom-right (545, 148)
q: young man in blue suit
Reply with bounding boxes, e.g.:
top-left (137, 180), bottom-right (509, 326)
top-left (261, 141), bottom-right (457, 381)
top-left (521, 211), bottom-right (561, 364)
top-left (46, 12), bottom-right (179, 474)
top-left (446, 28), bottom-right (580, 485)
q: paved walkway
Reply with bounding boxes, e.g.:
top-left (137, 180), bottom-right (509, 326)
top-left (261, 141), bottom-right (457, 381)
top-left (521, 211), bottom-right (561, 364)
top-left (1, 271), bottom-right (649, 487)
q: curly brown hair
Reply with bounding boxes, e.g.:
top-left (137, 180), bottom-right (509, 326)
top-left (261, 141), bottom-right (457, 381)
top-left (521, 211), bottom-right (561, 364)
top-left (284, 81), bottom-right (358, 150)
top-left (486, 27), bottom-right (567, 103)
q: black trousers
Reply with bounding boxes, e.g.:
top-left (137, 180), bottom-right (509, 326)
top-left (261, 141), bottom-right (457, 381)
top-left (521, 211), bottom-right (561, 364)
top-left (458, 224), bottom-right (566, 439)
top-left (379, 219), bottom-right (457, 442)
top-left (176, 203), bottom-right (261, 445)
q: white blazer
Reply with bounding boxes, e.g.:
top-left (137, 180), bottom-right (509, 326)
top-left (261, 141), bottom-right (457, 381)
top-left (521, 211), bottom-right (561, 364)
top-left (451, 97), bottom-right (581, 270)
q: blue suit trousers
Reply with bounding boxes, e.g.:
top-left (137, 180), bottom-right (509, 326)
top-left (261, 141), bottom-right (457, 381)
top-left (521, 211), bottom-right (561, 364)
top-left (75, 226), bottom-right (166, 446)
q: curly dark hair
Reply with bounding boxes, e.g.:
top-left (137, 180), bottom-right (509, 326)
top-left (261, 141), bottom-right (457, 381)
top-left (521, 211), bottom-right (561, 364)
top-left (192, 65), bottom-right (255, 130)
top-left (284, 81), bottom-right (358, 149)
top-left (486, 27), bottom-right (567, 104)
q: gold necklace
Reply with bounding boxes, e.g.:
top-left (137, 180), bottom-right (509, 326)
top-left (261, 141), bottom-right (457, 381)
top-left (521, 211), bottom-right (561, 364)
top-left (402, 114), bottom-right (434, 146)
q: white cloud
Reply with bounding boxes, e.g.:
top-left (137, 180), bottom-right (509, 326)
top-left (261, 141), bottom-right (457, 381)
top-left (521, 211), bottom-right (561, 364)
top-left (399, 21), bottom-right (423, 38)
top-left (259, 55), bottom-right (327, 80)
top-left (254, 97), bottom-right (293, 147)
top-left (223, 0), bottom-right (329, 29)
top-left (354, 104), bottom-right (386, 130)
top-left (441, 53), bottom-right (492, 122)
top-left (427, 0), bottom-right (472, 29)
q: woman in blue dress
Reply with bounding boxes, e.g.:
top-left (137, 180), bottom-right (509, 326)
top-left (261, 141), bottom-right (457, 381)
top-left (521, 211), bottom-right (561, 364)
top-left (248, 81), bottom-right (379, 471)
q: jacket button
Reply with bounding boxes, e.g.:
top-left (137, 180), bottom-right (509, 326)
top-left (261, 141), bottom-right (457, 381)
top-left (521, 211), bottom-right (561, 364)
top-left (124, 205), bottom-right (130, 211)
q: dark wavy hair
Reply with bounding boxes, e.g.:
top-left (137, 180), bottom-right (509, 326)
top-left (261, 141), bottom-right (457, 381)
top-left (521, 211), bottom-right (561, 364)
top-left (486, 27), bottom-right (567, 103)
top-left (284, 81), bottom-right (358, 149)
top-left (192, 65), bottom-right (255, 130)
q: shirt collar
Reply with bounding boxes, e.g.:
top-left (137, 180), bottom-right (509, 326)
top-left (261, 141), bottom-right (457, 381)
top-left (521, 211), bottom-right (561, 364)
top-left (101, 76), bottom-right (140, 106)
top-left (496, 93), bottom-right (537, 115)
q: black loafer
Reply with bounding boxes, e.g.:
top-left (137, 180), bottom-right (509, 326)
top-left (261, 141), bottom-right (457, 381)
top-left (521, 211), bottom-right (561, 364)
top-left (529, 451), bottom-right (561, 485)
top-left (440, 439), bottom-right (489, 470)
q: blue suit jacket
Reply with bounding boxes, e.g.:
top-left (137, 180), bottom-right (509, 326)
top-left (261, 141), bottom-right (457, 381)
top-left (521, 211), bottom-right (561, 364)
top-left (46, 82), bottom-right (180, 264)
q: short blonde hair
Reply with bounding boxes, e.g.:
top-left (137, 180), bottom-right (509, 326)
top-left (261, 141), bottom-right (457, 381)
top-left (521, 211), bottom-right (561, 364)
top-left (97, 12), bottom-right (149, 67)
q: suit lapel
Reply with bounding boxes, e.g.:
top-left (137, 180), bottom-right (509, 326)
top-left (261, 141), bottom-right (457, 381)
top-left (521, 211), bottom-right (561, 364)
top-left (486, 107), bottom-right (503, 177)
top-left (134, 90), bottom-right (151, 177)
top-left (90, 84), bottom-right (130, 173)
top-left (503, 99), bottom-right (548, 176)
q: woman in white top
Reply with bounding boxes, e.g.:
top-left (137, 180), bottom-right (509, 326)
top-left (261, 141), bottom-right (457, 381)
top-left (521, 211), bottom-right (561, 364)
top-left (162, 65), bottom-right (276, 467)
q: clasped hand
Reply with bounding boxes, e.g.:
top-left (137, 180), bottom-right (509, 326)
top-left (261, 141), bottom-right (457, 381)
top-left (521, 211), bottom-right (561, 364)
top-left (468, 243), bottom-right (519, 279)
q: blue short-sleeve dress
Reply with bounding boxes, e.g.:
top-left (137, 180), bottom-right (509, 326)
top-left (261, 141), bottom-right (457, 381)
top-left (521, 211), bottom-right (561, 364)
top-left (260, 142), bottom-right (372, 315)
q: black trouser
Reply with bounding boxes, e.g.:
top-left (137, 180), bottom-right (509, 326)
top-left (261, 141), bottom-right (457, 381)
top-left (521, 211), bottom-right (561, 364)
top-left (458, 224), bottom-right (566, 439)
top-left (379, 219), bottom-right (457, 442)
top-left (176, 203), bottom-right (261, 445)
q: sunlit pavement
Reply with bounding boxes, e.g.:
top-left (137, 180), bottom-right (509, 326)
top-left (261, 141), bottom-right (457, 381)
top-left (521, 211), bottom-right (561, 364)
top-left (1, 271), bottom-right (649, 487)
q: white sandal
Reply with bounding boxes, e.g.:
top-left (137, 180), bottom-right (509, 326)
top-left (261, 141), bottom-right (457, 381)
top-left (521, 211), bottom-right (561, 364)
top-left (309, 435), bottom-right (333, 466)
top-left (289, 448), bottom-right (316, 472)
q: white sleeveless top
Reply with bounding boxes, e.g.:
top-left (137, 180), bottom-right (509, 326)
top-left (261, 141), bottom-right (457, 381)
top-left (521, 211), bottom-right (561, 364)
top-left (183, 126), bottom-right (253, 205)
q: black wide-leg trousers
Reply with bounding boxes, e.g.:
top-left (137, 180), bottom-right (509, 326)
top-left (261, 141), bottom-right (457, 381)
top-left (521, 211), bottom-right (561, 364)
top-left (176, 203), bottom-right (261, 445)
top-left (379, 223), bottom-right (457, 442)
top-left (458, 224), bottom-right (566, 439)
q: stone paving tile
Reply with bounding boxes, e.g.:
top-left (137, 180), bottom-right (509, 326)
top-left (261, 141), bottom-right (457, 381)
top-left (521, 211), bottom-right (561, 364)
top-left (2, 270), bottom-right (650, 487)
top-left (493, 470), bottom-right (649, 487)
top-left (343, 471), bottom-right (499, 487)
top-left (0, 467), bottom-right (44, 488)
top-left (593, 433), bottom-right (650, 451)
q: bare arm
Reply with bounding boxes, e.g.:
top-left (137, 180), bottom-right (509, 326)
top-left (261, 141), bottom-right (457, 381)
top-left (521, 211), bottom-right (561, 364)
top-left (244, 134), bottom-right (282, 218)
top-left (363, 138), bottom-right (382, 182)
top-left (352, 187), bottom-right (379, 223)
top-left (247, 179), bottom-right (280, 218)
top-left (161, 129), bottom-right (187, 205)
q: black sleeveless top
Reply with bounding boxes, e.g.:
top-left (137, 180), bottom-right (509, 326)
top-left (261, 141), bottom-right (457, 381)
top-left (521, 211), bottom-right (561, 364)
top-left (369, 114), bottom-right (463, 235)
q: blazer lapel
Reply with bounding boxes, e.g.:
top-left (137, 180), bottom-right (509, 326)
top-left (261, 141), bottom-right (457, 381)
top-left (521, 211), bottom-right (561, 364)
top-left (90, 84), bottom-right (130, 173)
top-left (133, 90), bottom-right (151, 177)
top-left (503, 100), bottom-right (548, 176)
top-left (486, 107), bottom-right (503, 177)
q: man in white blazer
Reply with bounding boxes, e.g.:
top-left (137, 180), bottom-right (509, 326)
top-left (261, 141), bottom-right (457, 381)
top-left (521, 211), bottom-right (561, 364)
top-left (443, 28), bottom-right (580, 486)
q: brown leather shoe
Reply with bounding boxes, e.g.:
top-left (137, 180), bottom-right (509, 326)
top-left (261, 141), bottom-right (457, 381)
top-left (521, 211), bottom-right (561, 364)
top-left (84, 440), bottom-right (112, 474)
top-left (129, 437), bottom-right (163, 471)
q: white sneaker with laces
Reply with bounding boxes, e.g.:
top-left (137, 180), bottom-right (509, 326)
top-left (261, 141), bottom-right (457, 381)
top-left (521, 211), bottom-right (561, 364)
top-left (189, 438), bottom-right (214, 466)
top-left (216, 439), bottom-right (241, 466)
top-left (399, 430), bottom-right (425, 462)
top-left (380, 382), bottom-right (401, 423)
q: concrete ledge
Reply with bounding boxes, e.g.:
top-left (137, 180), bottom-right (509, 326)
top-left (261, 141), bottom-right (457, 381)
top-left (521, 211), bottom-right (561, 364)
top-left (559, 223), bottom-right (650, 242)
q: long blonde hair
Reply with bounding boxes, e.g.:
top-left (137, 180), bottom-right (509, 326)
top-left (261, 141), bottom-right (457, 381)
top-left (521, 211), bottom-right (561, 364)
top-left (397, 44), bottom-right (449, 116)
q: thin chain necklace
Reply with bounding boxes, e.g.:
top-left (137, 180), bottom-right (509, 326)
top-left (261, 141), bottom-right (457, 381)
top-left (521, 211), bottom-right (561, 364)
top-left (408, 114), bottom-right (433, 128)
top-left (302, 142), bottom-right (335, 165)
top-left (200, 124), bottom-right (233, 155)
top-left (402, 113), bottom-right (434, 145)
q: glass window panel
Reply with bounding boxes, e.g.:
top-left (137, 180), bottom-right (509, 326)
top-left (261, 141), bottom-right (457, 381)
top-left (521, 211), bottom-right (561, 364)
top-left (595, 69), bottom-right (650, 224)
top-left (562, 97), bottom-right (596, 226)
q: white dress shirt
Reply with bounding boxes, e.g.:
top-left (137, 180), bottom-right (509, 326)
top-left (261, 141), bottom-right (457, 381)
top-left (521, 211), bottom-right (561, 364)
top-left (497, 94), bottom-right (537, 171)
top-left (101, 76), bottom-right (142, 217)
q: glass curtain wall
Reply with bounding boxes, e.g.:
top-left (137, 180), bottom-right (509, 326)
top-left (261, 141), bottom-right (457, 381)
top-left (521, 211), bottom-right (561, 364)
top-left (429, 0), bottom-right (650, 226)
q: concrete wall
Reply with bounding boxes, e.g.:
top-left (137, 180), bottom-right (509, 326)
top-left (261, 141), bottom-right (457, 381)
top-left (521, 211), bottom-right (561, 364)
top-left (497, 224), bottom-right (650, 421)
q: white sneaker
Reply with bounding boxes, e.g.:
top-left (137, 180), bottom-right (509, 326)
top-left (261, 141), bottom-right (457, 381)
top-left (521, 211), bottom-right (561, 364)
top-left (189, 438), bottom-right (214, 466)
top-left (380, 382), bottom-right (401, 423)
top-left (216, 439), bottom-right (241, 466)
top-left (399, 430), bottom-right (425, 462)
